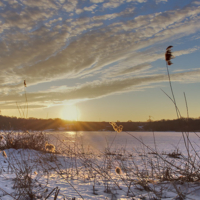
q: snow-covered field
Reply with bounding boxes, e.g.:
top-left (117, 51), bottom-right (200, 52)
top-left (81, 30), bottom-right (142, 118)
top-left (1, 131), bottom-right (200, 199)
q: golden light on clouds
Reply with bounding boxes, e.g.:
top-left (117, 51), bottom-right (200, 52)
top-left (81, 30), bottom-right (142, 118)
top-left (60, 105), bottom-right (80, 121)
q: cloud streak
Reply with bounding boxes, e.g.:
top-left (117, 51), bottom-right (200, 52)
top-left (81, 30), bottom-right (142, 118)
top-left (1, 68), bottom-right (200, 109)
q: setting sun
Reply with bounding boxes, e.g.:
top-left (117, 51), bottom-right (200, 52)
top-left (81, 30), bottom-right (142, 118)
top-left (60, 105), bottom-right (80, 121)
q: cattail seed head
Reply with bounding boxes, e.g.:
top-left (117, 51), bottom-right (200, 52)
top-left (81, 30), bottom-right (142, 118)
top-left (165, 45), bottom-right (174, 65)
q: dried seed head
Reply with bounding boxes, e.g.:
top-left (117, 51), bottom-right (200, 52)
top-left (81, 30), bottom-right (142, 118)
top-left (45, 143), bottom-right (55, 153)
top-left (0, 135), bottom-right (3, 141)
top-left (2, 151), bottom-right (7, 158)
top-left (115, 167), bottom-right (122, 175)
top-left (165, 45), bottom-right (174, 65)
top-left (109, 122), bottom-right (123, 133)
top-left (24, 80), bottom-right (27, 87)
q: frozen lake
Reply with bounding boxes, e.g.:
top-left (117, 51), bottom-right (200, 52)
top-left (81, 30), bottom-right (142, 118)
top-left (48, 131), bottom-right (200, 154)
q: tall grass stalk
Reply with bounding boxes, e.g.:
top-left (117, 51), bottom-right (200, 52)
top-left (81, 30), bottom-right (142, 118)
top-left (184, 92), bottom-right (190, 153)
top-left (164, 46), bottom-right (191, 160)
top-left (16, 80), bottom-right (29, 119)
top-left (165, 55), bottom-right (179, 118)
top-left (24, 84), bottom-right (28, 118)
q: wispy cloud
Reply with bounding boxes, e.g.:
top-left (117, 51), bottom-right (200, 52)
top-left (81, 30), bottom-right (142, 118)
top-left (0, 0), bottom-right (200, 110)
top-left (112, 64), bottom-right (152, 76)
top-left (1, 68), bottom-right (200, 109)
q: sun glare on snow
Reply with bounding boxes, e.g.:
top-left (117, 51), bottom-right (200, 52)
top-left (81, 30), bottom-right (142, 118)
top-left (60, 105), bottom-right (80, 121)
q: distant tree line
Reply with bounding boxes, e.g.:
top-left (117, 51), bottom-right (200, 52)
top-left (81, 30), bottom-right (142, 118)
top-left (144, 118), bottom-right (200, 132)
top-left (0, 115), bottom-right (200, 132)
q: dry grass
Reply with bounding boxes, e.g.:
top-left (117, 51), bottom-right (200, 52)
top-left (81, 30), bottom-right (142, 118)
top-left (0, 131), bottom-right (49, 152)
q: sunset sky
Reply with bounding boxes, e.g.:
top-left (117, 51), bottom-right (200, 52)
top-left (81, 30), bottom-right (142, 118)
top-left (1, 0), bottom-right (200, 121)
